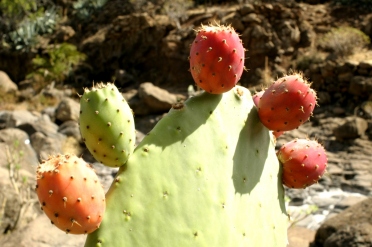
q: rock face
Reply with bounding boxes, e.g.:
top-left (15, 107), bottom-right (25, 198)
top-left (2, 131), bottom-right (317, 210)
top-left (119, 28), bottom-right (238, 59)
top-left (0, 1), bottom-right (371, 246)
top-left (0, 2), bottom-right (320, 89)
top-left (314, 198), bottom-right (372, 247)
top-left (76, 2), bottom-right (316, 88)
top-left (0, 71), bottom-right (18, 93)
top-left (333, 117), bottom-right (369, 141)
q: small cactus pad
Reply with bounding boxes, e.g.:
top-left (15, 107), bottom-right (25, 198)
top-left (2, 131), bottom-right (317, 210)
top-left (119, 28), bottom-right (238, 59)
top-left (85, 86), bottom-right (288, 247)
top-left (79, 83), bottom-right (135, 167)
top-left (36, 154), bottom-right (105, 234)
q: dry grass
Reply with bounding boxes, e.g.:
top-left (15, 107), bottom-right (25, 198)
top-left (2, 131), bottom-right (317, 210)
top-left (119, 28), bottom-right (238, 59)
top-left (318, 26), bottom-right (370, 58)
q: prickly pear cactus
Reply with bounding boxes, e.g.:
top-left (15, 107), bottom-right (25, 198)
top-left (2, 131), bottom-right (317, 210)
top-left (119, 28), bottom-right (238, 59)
top-left (84, 85), bottom-right (288, 247)
top-left (79, 83), bottom-right (135, 167)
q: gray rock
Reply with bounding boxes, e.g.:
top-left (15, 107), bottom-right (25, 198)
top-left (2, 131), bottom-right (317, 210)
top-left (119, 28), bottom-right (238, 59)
top-left (136, 82), bottom-right (182, 115)
top-left (298, 20), bottom-right (315, 47)
top-left (0, 214), bottom-right (86, 247)
top-left (0, 166), bottom-right (38, 235)
top-left (333, 117), bottom-right (368, 141)
top-left (91, 162), bottom-right (118, 192)
top-left (17, 113), bottom-right (60, 139)
top-left (334, 195), bottom-right (367, 210)
top-left (0, 128), bottom-right (39, 171)
top-left (55, 97), bottom-right (80, 122)
top-left (30, 131), bottom-right (65, 161)
top-left (0, 70), bottom-right (18, 93)
top-left (58, 120), bottom-right (82, 141)
top-left (314, 198), bottom-right (372, 246)
top-left (0, 110), bottom-right (39, 129)
top-left (324, 223), bottom-right (372, 247)
top-left (337, 72), bottom-right (353, 83)
top-left (358, 60), bottom-right (372, 70)
top-left (239, 3), bottom-right (255, 16)
top-left (241, 13), bottom-right (262, 24)
top-left (349, 76), bottom-right (372, 97)
top-left (40, 86), bottom-right (72, 103)
top-left (41, 106), bottom-right (57, 122)
top-left (360, 101), bottom-right (372, 119)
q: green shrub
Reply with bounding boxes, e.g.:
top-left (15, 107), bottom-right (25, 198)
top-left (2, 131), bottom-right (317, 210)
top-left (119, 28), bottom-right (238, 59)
top-left (73, 0), bottom-right (108, 20)
top-left (318, 27), bottom-right (370, 57)
top-left (0, 0), bottom-right (37, 20)
top-left (27, 43), bottom-right (86, 90)
top-left (1, 0), bottom-right (59, 51)
top-left (3, 8), bottom-right (58, 51)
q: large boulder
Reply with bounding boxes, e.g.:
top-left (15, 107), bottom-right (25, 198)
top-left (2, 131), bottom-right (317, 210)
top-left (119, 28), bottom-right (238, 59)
top-left (0, 71), bottom-right (18, 93)
top-left (314, 198), bottom-right (372, 246)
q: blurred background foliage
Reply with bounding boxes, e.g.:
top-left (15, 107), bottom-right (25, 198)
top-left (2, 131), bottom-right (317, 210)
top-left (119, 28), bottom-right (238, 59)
top-left (0, 0), bottom-right (371, 90)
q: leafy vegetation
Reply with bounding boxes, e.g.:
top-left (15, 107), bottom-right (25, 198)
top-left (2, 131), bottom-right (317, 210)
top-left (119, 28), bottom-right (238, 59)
top-left (0, 0), bottom-right (37, 19)
top-left (73, 0), bottom-right (108, 21)
top-left (0, 0), bottom-right (58, 51)
top-left (27, 43), bottom-right (86, 91)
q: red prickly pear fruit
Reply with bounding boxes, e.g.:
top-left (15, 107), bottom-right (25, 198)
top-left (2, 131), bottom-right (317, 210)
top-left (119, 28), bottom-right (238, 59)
top-left (189, 24), bottom-right (245, 94)
top-left (36, 154), bottom-right (105, 234)
top-left (277, 139), bottom-right (327, 189)
top-left (254, 91), bottom-right (285, 138)
top-left (257, 74), bottom-right (317, 132)
top-left (253, 90), bottom-right (264, 107)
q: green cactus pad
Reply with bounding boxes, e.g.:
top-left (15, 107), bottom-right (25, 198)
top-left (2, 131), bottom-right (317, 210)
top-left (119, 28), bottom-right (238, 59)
top-left (85, 86), bottom-right (288, 246)
top-left (79, 83), bottom-right (135, 167)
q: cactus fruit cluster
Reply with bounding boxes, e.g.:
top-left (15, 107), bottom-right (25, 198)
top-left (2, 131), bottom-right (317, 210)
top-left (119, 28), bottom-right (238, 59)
top-left (36, 154), bottom-right (105, 234)
top-left (33, 23), bottom-right (328, 246)
top-left (253, 72), bottom-right (327, 189)
top-left (189, 24), bottom-right (245, 94)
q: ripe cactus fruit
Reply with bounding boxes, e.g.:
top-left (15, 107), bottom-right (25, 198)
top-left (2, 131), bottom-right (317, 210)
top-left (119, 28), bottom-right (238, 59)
top-left (277, 139), bottom-right (327, 189)
top-left (84, 86), bottom-right (288, 247)
top-left (257, 74), bottom-right (317, 132)
top-left (79, 83), bottom-right (135, 167)
top-left (189, 24), bottom-right (245, 94)
top-left (36, 154), bottom-right (105, 234)
top-left (253, 90), bottom-right (284, 138)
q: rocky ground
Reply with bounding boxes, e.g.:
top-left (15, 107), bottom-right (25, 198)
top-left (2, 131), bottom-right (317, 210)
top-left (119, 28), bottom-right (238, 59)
top-left (0, 0), bottom-right (372, 246)
top-left (0, 78), bottom-right (371, 246)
